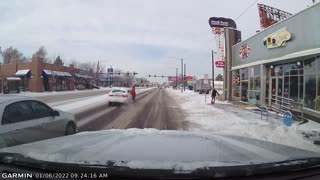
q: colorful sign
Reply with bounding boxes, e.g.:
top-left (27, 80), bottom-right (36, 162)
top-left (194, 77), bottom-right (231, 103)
top-left (239, 44), bottom-right (251, 59)
top-left (258, 4), bottom-right (292, 29)
top-left (215, 61), bottom-right (225, 68)
top-left (186, 76), bottom-right (193, 86)
top-left (263, 27), bottom-right (291, 49)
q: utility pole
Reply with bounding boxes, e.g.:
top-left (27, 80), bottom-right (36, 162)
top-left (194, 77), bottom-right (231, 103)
top-left (176, 68), bottom-right (178, 88)
top-left (181, 58), bottom-right (183, 93)
top-left (212, 50), bottom-right (215, 89)
top-left (184, 63), bottom-right (186, 91)
top-left (96, 61), bottom-right (100, 87)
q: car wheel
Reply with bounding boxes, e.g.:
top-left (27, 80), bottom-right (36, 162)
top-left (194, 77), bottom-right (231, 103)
top-left (65, 122), bottom-right (76, 136)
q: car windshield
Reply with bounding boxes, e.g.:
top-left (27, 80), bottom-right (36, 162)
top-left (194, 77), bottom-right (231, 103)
top-left (0, 0), bottom-right (320, 178)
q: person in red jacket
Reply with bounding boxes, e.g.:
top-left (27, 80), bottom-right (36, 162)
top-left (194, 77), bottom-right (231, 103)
top-left (131, 86), bottom-right (136, 103)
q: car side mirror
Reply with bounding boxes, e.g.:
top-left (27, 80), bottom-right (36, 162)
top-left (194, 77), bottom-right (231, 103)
top-left (52, 110), bottom-right (60, 116)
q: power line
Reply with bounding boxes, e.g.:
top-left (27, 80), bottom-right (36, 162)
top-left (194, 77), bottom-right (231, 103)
top-left (235, 0), bottom-right (259, 21)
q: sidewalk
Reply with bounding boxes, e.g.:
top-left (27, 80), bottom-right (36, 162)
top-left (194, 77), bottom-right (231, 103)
top-left (167, 88), bottom-right (320, 152)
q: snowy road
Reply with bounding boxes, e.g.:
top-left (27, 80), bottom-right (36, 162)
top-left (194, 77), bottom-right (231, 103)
top-left (75, 88), bottom-right (188, 131)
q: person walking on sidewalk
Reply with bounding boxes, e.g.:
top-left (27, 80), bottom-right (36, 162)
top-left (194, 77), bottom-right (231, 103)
top-left (130, 86), bottom-right (136, 103)
top-left (211, 88), bottom-right (220, 104)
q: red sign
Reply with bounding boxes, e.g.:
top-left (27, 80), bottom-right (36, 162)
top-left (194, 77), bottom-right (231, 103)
top-left (215, 61), bottom-right (225, 68)
top-left (258, 4), bottom-right (292, 29)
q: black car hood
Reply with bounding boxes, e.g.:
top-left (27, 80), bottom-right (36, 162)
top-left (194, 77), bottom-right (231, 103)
top-left (0, 129), bottom-right (319, 172)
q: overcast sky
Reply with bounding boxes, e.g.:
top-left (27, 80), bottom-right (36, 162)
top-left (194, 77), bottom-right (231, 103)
top-left (0, 0), bottom-right (314, 83)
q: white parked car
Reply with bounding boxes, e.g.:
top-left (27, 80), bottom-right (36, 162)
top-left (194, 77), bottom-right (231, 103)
top-left (108, 88), bottom-right (132, 105)
top-left (0, 95), bottom-right (77, 148)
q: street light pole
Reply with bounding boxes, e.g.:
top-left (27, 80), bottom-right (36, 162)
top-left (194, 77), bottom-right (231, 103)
top-left (109, 65), bottom-right (113, 88)
top-left (184, 63), bottom-right (186, 91)
top-left (181, 58), bottom-right (183, 93)
top-left (176, 68), bottom-right (178, 88)
top-left (212, 50), bottom-right (215, 89)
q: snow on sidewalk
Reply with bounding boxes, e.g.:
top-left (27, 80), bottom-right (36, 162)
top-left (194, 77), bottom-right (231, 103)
top-left (167, 89), bottom-right (320, 152)
top-left (18, 87), bottom-right (112, 97)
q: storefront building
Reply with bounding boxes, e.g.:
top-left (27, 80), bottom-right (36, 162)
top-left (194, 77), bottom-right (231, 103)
top-left (229, 3), bottom-right (320, 120)
top-left (0, 57), bottom-right (95, 92)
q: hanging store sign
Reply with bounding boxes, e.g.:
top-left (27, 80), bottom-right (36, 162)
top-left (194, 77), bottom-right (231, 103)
top-left (208, 17), bottom-right (237, 29)
top-left (239, 44), bottom-right (251, 59)
top-left (263, 27), bottom-right (292, 49)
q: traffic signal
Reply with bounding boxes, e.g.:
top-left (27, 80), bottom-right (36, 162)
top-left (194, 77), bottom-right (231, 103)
top-left (118, 72), bottom-right (120, 75)
top-left (154, 75), bottom-right (156, 77)
top-left (149, 74), bottom-right (151, 77)
top-left (162, 75), bottom-right (164, 78)
top-left (127, 72), bottom-right (129, 75)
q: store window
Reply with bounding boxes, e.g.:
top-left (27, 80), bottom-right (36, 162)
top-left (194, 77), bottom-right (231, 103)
top-left (317, 75), bottom-right (320, 111)
top-left (241, 68), bottom-right (248, 80)
top-left (299, 76), bottom-right (304, 103)
top-left (254, 77), bottom-right (261, 91)
top-left (254, 65), bottom-right (260, 76)
top-left (305, 75), bottom-right (316, 110)
top-left (290, 76), bottom-right (299, 101)
top-left (248, 65), bottom-right (261, 104)
top-left (304, 57), bottom-right (317, 75)
top-left (232, 70), bottom-right (240, 97)
top-left (240, 68), bottom-right (249, 102)
top-left (241, 81), bottom-right (248, 102)
top-left (317, 56), bottom-right (320, 71)
top-left (249, 77), bottom-right (254, 90)
top-left (284, 76), bottom-right (289, 98)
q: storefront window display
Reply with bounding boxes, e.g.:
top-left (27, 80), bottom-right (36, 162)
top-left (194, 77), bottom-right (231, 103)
top-left (240, 68), bottom-right (248, 102)
top-left (248, 65), bottom-right (261, 103)
top-left (304, 57), bottom-right (319, 110)
top-left (232, 70), bottom-right (240, 97)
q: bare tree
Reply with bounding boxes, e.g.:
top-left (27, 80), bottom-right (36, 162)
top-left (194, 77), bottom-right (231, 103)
top-left (32, 46), bottom-right (52, 63)
top-left (54, 56), bottom-right (64, 66)
top-left (99, 64), bottom-right (106, 73)
top-left (32, 46), bottom-right (47, 59)
top-left (1, 46), bottom-right (25, 64)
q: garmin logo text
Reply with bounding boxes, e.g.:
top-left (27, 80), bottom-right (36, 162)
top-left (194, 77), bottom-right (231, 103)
top-left (1, 173), bottom-right (32, 179)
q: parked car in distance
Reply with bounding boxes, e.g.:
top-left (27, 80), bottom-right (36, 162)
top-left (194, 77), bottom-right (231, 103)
top-left (0, 95), bottom-right (77, 148)
top-left (108, 88), bottom-right (132, 106)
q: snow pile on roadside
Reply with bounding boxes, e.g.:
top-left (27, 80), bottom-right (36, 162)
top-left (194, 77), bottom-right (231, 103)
top-left (167, 89), bottom-right (320, 152)
top-left (18, 87), bottom-right (112, 97)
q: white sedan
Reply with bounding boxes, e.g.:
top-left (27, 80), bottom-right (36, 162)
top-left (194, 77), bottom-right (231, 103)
top-left (108, 88), bottom-right (132, 105)
top-left (0, 95), bottom-right (77, 148)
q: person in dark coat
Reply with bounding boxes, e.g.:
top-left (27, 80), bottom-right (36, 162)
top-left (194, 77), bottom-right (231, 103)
top-left (131, 86), bottom-right (136, 103)
top-left (211, 88), bottom-right (220, 104)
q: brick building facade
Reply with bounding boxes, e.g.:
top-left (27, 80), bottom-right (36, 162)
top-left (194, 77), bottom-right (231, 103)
top-left (0, 57), bottom-right (95, 93)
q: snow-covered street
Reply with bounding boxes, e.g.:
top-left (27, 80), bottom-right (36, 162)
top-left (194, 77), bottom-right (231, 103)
top-left (167, 89), bottom-right (320, 152)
